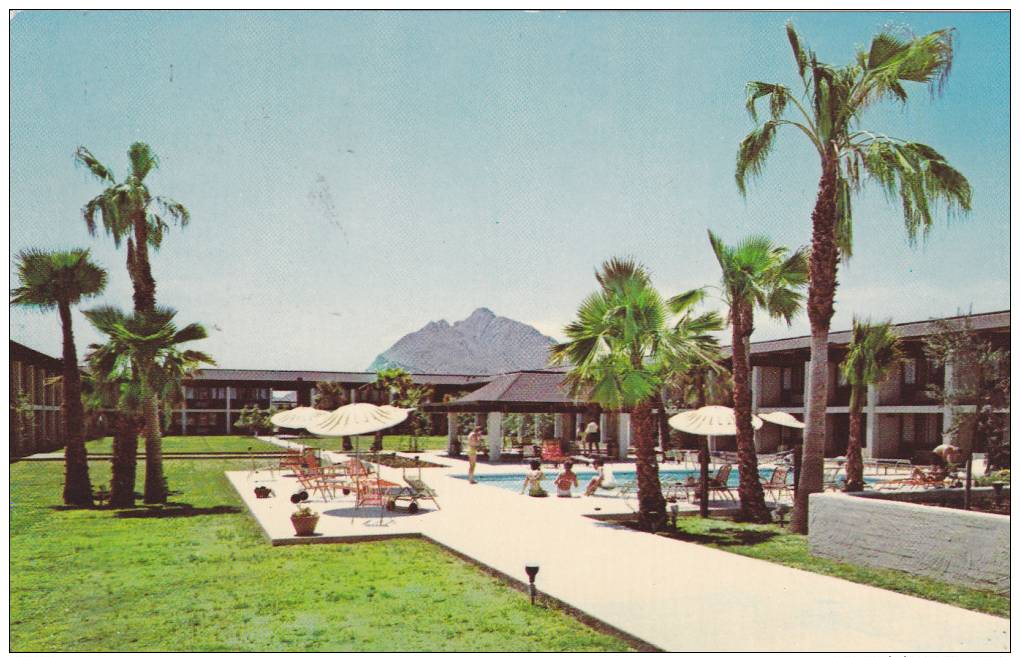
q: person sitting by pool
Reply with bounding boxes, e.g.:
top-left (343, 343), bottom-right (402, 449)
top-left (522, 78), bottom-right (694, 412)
top-left (584, 458), bottom-right (617, 496)
top-left (521, 459), bottom-right (548, 497)
top-left (554, 460), bottom-right (579, 498)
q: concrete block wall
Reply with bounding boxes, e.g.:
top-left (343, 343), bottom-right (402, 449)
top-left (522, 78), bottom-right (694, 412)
top-left (808, 493), bottom-right (1009, 594)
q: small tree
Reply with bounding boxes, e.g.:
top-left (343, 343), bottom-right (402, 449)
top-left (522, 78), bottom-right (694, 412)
top-left (839, 318), bottom-right (901, 492)
top-left (924, 316), bottom-right (1010, 473)
top-left (234, 405), bottom-right (273, 436)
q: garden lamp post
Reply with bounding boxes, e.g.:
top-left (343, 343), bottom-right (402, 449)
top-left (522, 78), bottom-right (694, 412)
top-left (524, 562), bottom-right (540, 605)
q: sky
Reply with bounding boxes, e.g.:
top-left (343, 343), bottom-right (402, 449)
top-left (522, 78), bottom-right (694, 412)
top-left (9, 10), bottom-right (1010, 371)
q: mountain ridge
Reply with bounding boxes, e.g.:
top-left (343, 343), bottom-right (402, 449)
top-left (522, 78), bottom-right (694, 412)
top-left (368, 308), bottom-right (556, 375)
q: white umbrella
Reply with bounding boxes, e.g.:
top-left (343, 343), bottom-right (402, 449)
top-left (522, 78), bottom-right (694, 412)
top-left (668, 405), bottom-right (763, 435)
top-left (270, 406), bottom-right (330, 430)
top-left (757, 411), bottom-right (805, 429)
top-left (668, 406), bottom-right (762, 518)
top-left (306, 403), bottom-right (409, 437)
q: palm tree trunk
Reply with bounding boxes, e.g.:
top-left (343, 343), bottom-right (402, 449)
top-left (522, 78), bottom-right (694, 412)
top-left (129, 219), bottom-right (156, 313)
top-left (790, 154), bottom-right (839, 534)
top-left (110, 413), bottom-right (139, 507)
top-left (632, 399), bottom-right (667, 531)
top-left (371, 431), bottom-right (383, 451)
top-left (844, 385), bottom-right (865, 492)
top-left (342, 436), bottom-right (353, 451)
top-left (731, 305), bottom-right (771, 523)
top-left (58, 301), bottom-right (93, 507)
top-left (142, 393), bottom-right (167, 504)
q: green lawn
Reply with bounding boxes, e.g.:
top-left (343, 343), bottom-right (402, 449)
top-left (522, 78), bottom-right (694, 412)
top-left (661, 516), bottom-right (1008, 618)
top-left (10, 459), bottom-right (631, 651)
top-left (79, 435), bottom-right (284, 454)
top-left (293, 434), bottom-right (449, 453)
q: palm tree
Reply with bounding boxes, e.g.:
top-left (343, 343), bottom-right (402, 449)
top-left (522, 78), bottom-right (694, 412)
top-left (840, 318), bottom-right (901, 492)
top-left (708, 231), bottom-right (808, 522)
top-left (74, 143), bottom-right (189, 313)
top-left (84, 305), bottom-right (213, 504)
top-left (365, 368), bottom-right (415, 450)
top-left (551, 259), bottom-right (721, 531)
top-left (11, 249), bottom-right (107, 506)
top-left (74, 142), bottom-right (191, 505)
top-left (736, 24), bottom-right (971, 532)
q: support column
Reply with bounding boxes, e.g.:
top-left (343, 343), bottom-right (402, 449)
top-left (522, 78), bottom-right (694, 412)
top-left (941, 360), bottom-right (956, 443)
top-left (181, 408), bottom-right (188, 436)
top-left (350, 388), bottom-right (357, 404)
top-left (864, 383), bottom-right (878, 458)
top-left (487, 412), bottom-right (503, 463)
top-left (751, 366), bottom-right (762, 412)
top-left (554, 414), bottom-right (563, 439)
top-left (226, 386), bottom-right (232, 435)
top-left (533, 413), bottom-right (542, 443)
top-left (618, 413), bottom-right (631, 460)
top-left (599, 412), bottom-right (608, 456)
top-left (446, 413), bottom-right (458, 455)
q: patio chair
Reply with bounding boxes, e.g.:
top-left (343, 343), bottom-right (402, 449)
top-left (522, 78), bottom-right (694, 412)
top-left (876, 465), bottom-right (951, 490)
top-left (541, 441), bottom-right (568, 466)
top-left (401, 473), bottom-right (440, 510)
top-left (822, 466), bottom-right (844, 491)
top-left (352, 475), bottom-right (391, 524)
top-left (760, 466), bottom-right (791, 502)
top-left (294, 468), bottom-right (334, 501)
top-left (678, 463), bottom-right (735, 502)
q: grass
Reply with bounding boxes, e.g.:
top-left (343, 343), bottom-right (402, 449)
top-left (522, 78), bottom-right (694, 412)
top-left (293, 434), bottom-right (449, 453)
top-left (10, 458), bottom-right (631, 651)
top-left (76, 435), bottom-right (285, 454)
top-left (658, 516), bottom-right (1008, 618)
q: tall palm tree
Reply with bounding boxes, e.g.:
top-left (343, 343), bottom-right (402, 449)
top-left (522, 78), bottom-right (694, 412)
top-left (11, 248), bottom-right (107, 506)
top-left (551, 259), bottom-right (721, 530)
top-left (74, 143), bottom-right (189, 312)
top-left (365, 368), bottom-right (415, 450)
top-left (709, 231), bottom-right (808, 523)
top-left (74, 142), bottom-right (191, 504)
top-left (84, 305), bottom-right (213, 504)
top-left (736, 24), bottom-right (971, 532)
top-left (840, 318), bottom-right (901, 492)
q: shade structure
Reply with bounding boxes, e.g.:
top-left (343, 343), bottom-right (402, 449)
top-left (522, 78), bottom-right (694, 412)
top-left (306, 402), bottom-right (409, 437)
top-left (757, 411), bottom-right (805, 429)
top-left (270, 406), bottom-right (330, 429)
top-left (668, 405), bottom-right (763, 436)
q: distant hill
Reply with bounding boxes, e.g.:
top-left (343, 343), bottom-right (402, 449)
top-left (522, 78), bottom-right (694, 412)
top-left (368, 307), bottom-right (556, 375)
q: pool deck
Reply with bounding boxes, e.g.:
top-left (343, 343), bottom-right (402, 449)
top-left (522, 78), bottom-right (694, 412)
top-left (229, 436), bottom-right (1010, 652)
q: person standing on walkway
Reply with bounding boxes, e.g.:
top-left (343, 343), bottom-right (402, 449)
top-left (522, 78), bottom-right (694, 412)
top-left (467, 426), bottom-right (483, 484)
top-left (585, 419), bottom-right (600, 455)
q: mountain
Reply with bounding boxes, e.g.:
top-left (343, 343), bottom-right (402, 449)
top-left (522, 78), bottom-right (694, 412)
top-left (368, 308), bottom-right (556, 374)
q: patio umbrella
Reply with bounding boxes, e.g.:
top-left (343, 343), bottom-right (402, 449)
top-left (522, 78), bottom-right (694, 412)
top-left (306, 403), bottom-right (409, 437)
top-left (668, 406), bottom-right (763, 518)
top-left (270, 406), bottom-right (330, 430)
top-left (758, 411), bottom-right (805, 496)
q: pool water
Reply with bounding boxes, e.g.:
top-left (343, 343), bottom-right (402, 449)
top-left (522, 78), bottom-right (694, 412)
top-left (452, 467), bottom-right (779, 493)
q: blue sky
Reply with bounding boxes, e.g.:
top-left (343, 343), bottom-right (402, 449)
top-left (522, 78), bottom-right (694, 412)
top-left (10, 10), bottom-right (1010, 370)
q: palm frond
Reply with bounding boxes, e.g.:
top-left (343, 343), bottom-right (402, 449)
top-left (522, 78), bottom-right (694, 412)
top-left (735, 121), bottom-right (778, 195)
top-left (73, 146), bottom-right (115, 183)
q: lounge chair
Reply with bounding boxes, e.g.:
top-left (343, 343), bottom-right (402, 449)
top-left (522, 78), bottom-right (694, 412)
top-left (876, 465), bottom-right (950, 490)
top-left (401, 473), bottom-right (440, 510)
top-left (822, 466), bottom-right (844, 491)
top-left (352, 474), bottom-right (393, 524)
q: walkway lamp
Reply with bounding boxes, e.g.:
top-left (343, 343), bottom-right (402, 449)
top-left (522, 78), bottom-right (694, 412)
top-left (524, 562), bottom-right (540, 605)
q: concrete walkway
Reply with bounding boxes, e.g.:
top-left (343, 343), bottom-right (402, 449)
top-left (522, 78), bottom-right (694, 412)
top-left (236, 438), bottom-right (1009, 652)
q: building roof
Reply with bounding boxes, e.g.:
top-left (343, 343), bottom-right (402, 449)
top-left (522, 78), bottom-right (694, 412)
top-left (724, 310), bottom-right (1010, 359)
top-left (10, 340), bottom-right (62, 370)
top-left (188, 368), bottom-right (491, 387)
top-left (423, 370), bottom-right (594, 413)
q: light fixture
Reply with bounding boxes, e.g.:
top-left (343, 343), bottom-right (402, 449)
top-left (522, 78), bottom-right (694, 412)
top-left (524, 562), bottom-right (540, 605)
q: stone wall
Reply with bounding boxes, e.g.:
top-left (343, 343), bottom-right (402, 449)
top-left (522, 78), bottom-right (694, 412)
top-left (808, 491), bottom-right (1010, 594)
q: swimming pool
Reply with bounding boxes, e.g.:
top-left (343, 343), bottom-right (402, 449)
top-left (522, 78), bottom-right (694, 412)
top-left (453, 467), bottom-right (872, 493)
top-left (452, 467), bottom-right (777, 493)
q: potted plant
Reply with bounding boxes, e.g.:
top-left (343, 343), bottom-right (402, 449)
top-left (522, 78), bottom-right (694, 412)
top-left (254, 485), bottom-right (273, 499)
top-left (290, 504), bottom-right (319, 536)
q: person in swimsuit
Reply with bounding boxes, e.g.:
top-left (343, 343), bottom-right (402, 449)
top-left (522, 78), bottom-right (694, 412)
top-left (521, 459), bottom-right (548, 497)
top-left (554, 460), bottom-right (579, 498)
top-left (467, 426), bottom-right (482, 484)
